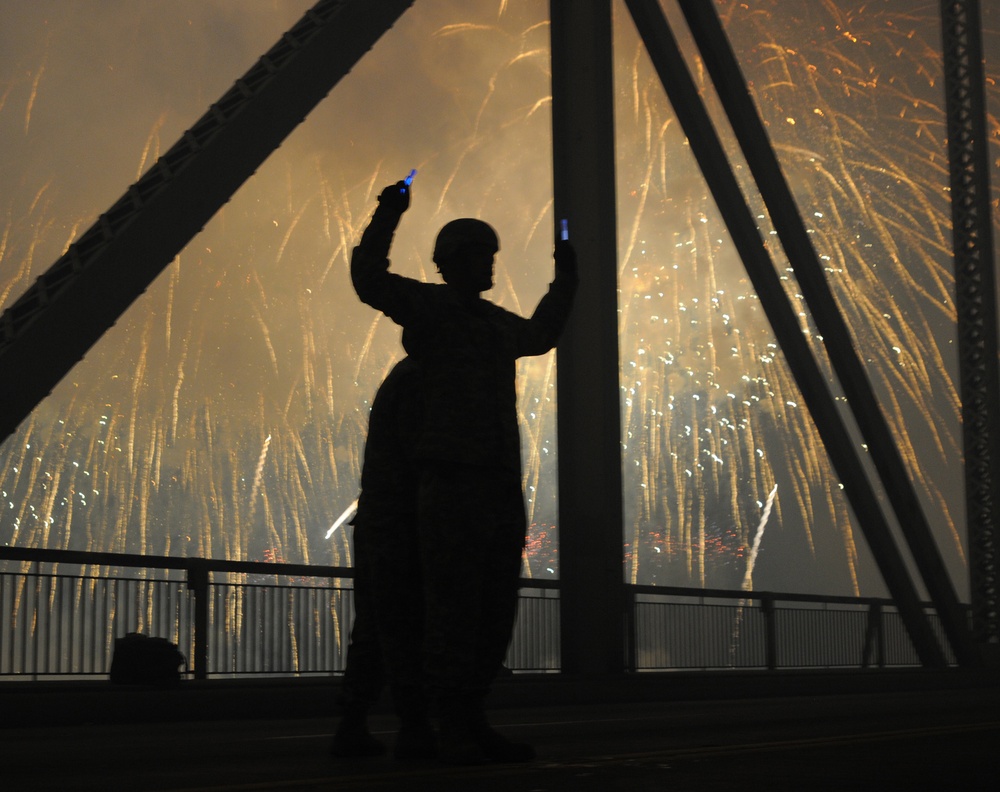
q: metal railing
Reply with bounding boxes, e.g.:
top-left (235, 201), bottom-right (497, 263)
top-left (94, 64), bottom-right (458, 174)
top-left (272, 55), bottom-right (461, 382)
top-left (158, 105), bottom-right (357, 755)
top-left (1, 547), bottom-right (954, 679)
top-left (626, 585), bottom-right (957, 671)
top-left (0, 547), bottom-right (560, 679)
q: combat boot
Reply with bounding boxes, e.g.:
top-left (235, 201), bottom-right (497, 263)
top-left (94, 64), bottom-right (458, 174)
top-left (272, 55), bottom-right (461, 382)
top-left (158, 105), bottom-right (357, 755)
top-left (392, 684), bottom-right (437, 762)
top-left (329, 700), bottom-right (386, 758)
top-left (468, 700), bottom-right (535, 763)
top-left (436, 693), bottom-right (489, 765)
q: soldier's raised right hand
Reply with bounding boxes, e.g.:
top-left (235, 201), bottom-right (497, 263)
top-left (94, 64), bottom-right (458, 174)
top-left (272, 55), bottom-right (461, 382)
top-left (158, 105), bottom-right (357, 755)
top-left (377, 181), bottom-right (410, 214)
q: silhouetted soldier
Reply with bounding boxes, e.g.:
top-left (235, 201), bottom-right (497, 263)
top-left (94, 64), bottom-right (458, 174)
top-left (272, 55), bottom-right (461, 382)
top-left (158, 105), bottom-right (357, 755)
top-left (351, 178), bottom-right (577, 764)
top-left (332, 357), bottom-right (431, 760)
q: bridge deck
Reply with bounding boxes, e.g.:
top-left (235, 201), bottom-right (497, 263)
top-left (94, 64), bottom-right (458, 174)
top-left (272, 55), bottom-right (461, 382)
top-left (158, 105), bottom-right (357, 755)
top-left (3, 671), bottom-right (998, 790)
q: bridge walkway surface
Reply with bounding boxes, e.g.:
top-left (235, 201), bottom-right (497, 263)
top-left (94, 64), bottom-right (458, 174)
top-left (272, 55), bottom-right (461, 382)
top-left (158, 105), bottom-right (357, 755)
top-left (2, 670), bottom-right (998, 791)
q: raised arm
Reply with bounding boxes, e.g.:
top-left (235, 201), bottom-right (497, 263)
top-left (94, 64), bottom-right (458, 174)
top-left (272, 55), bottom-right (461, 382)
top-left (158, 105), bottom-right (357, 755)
top-left (516, 239), bottom-right (579, 356)
top-left (350, 180), bottom-right (423, 323)
top-left (351, 180), bottom-right (409, 299)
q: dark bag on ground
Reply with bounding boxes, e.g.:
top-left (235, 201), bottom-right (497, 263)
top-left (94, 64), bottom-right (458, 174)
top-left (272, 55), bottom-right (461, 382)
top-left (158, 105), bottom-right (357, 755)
top-left (110, 632), bottom-right (187, 687)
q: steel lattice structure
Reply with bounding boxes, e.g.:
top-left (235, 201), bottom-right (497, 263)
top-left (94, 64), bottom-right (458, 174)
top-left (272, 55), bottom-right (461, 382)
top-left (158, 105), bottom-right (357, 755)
top-left (941, 0), bottom-right (1000, 646)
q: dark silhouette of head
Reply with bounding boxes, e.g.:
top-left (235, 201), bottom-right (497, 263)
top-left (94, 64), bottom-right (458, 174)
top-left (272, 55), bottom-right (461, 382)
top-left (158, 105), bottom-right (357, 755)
top-left (433, 218), bottom-right (499, 295)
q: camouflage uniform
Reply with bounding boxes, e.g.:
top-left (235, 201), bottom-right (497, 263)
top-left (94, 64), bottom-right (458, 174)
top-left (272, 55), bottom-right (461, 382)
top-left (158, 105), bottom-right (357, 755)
top-left (342, 357), bottom-right (424, 718)
top-left (351, 193), bottom-right (576, 711)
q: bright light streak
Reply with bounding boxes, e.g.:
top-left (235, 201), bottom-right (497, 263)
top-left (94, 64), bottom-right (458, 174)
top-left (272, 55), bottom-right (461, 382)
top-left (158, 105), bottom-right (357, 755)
top-left (326, 499), bottom-right (358, 539)
top-left (742, 483), bottom-right (778, 592)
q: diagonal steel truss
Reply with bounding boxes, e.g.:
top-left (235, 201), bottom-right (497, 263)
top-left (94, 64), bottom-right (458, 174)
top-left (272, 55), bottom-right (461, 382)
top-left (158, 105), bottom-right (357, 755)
top-left (623, 0), bottom-right (957, 668)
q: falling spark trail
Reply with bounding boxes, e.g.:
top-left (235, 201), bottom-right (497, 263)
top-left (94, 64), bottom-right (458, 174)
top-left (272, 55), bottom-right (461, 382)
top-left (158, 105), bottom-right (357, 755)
top-left (249, 434), bottom-right (272, 510)
top-left (136, 114), bottom-right (167, 178)
top-left (171, 344), bottom-right (187, 444)
top-left (251, 302), bottom-right (280, 378)
top-left (742, 483), bottom-right (778, 593)
top-left (325, 499), bottom-right (358, 540)
top-left (24, 58), bottom-right (46, 135)
top-left (730, 483), bottom-right (778, 662)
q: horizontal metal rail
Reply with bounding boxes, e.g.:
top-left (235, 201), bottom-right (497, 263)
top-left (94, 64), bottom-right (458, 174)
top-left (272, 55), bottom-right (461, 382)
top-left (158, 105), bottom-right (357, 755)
top-left (1, 547), bottom-right (957, 678)
top-left (0, 546), bottom-right (559, 679)
top-left (626, 585), bottom-right (959, 671)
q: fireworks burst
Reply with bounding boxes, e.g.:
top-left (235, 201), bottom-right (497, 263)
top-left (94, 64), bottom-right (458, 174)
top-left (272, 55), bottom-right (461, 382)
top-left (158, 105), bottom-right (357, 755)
top-left (615, 0), bottom-right (997, 594)
top-left (1, 1), bottom-right (995, 599)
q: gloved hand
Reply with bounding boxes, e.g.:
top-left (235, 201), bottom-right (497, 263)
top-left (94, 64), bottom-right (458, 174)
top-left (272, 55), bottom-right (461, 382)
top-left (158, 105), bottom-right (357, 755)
top-left (377, 181), bottom-right (410, 214)
top-left (554, 239), bottom-right (577, 277)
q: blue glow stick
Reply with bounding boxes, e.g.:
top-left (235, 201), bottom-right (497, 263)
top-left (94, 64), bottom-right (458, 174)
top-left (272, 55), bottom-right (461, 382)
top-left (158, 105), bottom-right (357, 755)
top-left (400, 169), bottom-right (417, 195)
top-left (560, 218), bottom-right (569, 241)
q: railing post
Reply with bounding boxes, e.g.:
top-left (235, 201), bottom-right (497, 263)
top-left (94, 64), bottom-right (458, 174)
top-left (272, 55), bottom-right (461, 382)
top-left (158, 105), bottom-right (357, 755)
top-left (187, 559), bottom-right (209, 680)
top-left (624, 585), bottom-right (637, 673)
top-left (32, 561), bottom-right (40, 682)
top-left (862, 601), bottom-right (885, 669)
top-left (761, 594), bottom-right (777, 671)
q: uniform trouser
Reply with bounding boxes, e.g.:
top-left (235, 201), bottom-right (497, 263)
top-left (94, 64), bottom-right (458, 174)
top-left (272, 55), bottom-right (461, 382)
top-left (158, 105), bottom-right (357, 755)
top-left (340, 525), bottom-right (385, 707)
top-left (346, 516), bottom-right (425, 719)
top-left (416, 461), bottom-right (526, 700)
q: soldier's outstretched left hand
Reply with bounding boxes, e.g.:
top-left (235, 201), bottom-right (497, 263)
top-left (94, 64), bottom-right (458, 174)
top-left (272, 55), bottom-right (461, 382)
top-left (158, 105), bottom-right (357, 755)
top-left (554, 239), bottom-right (577, 276)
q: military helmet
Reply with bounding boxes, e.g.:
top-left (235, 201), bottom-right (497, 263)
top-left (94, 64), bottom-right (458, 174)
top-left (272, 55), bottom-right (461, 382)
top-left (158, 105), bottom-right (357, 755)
top-left (432, 218), bottom-right (499, 266)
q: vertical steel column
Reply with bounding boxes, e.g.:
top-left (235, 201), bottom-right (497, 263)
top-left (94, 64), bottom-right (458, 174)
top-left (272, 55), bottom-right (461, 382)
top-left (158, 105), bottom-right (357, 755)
top-left (550, 0), bottom-right (626, 675)
top-left (941, 0), bottom-right (1000, 648)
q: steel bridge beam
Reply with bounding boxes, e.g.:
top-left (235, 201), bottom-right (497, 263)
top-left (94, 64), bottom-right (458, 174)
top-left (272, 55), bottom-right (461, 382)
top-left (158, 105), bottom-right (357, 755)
top-left (0, 0), bottom-right (415, 444)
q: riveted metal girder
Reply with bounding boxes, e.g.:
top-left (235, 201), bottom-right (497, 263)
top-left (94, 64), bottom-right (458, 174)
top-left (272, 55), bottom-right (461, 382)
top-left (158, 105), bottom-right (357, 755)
top-left (941, 0), bottom-right (1000, 646)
